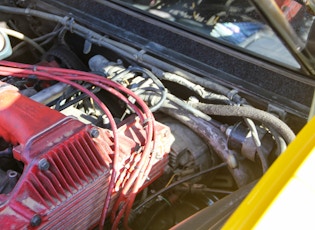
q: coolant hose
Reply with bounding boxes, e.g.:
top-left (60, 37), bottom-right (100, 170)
top-left (190, 103), bottom-right (295, 144)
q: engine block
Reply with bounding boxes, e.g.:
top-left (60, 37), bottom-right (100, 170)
top-left (0, 82), bottom-right (171, 229)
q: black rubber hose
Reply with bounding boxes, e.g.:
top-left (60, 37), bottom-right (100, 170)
top-left (149, 60), bottom-right (245, 104)
top-left (162, 72), bottom-right (231, 104)
top-left (190, 103), bottom-right (295, 144)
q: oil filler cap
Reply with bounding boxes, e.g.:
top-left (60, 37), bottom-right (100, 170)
top-left (0, 29), bottom-right (12, 60)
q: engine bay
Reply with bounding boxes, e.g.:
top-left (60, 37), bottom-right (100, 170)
top-left (0, 0), bottom-right (312, 229)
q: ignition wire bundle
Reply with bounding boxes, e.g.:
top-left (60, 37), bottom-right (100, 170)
top-left (0, 60), bottom-right (156, 229)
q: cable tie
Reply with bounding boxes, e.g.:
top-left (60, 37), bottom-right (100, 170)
top-left (62, 16), bottom-right (75, 33)
top-left (61, 16), bottom-right (69, 27)
top-left (32, 65), bottom-right (37, 72)
top-left (96, 37), bottom-right (103, 46)
top-left (69, 17), bottom-right (75, 33)
top-left (134, 49), bottom-right (146, 61)
top-left (227, 89), bottom-right (238, 100)
top-left (24, 8), bottom-right (31, 16)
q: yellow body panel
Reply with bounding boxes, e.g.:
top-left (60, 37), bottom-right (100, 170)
top-left (223, 117), bottom-right (315, 229)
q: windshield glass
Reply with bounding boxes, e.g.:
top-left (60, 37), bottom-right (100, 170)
top-left (113, 0), bottom-right (315, 72)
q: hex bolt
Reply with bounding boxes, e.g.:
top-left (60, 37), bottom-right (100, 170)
top-left (7, 170), bottom-right (18, 178)
top-left (30, 214), bottom-right (42, 227)
top-left (38, 158), bottom-right (50, 171)
top-left (89, 128), bottom-right (100, 138)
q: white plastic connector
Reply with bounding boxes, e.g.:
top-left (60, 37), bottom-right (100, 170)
top-left (0, 29), bottom-right (12, 60)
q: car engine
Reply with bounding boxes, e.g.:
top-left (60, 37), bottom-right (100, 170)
top-left (0, 0), bottom-right (308, 229)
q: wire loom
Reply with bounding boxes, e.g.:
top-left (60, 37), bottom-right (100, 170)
top-left (0, 60), bottom-right (159, 229)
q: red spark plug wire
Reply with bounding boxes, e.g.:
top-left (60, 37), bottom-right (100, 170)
top-left (0, 60), bottom-right (157, 230)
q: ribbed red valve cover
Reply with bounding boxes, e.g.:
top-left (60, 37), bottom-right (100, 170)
top-left (0, 82), bottom-right (171, 229)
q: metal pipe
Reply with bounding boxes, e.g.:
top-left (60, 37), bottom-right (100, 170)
top-left (30, 82), bottom-right (68, 104)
